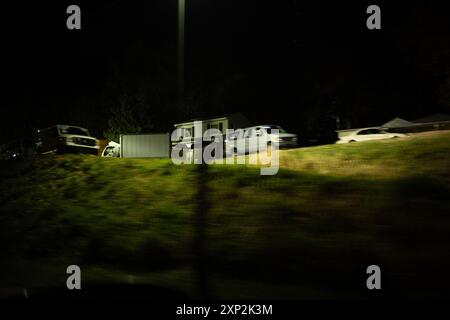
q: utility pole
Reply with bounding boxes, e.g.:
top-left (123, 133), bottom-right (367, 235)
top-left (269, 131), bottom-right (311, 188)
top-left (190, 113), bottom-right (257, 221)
top-left (194, 156), bottom-right (210, 299)
top-left (178, 0), bottom-right (210, 299)
top-left (178, 0), bottom-right (185, 104)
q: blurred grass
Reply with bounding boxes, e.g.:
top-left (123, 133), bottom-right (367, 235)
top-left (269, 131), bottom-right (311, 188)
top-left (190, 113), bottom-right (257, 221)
top-left (280, 131), bottom-right (450, 179)
top-left (0, 131), bottom-right (450, 299)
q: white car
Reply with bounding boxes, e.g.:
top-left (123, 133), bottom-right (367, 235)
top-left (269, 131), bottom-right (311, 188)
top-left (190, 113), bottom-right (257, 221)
top-left (337, 128), bottom-right (407, 144)
top-left (225, 125), bottom-right (298, 155)
top-left (101, 141), bottom-right (121, 157)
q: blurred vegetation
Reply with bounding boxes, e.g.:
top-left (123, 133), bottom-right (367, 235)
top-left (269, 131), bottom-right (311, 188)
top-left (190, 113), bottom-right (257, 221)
top-left (0, 131), bottom-right (450, 299)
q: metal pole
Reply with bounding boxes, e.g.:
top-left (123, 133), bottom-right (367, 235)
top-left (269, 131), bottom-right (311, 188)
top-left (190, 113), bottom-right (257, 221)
top-left (178, 0), bottom-right (210, 298)
top-left (194, 159), bottom-right (210, 299)
top-left (178, 0), bottom-right (185, 103)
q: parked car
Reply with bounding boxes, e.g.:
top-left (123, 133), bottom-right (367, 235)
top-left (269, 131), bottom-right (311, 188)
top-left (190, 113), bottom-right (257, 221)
top-left (225, 125), bottom-right (298, 155)
top-left (336, 127), bottom-right (407, 144)
top-left (36, 125), bottom-right (99, 155)
top-left (101, 141), bottom-right (121, 157)
top-left (0, 139), bottom-right (36, 160)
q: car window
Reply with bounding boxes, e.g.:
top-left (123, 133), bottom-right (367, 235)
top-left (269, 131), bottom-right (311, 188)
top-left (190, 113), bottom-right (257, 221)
top-left (104, 147), bottom-right (115, 156)
top-left (269, 125), bottom-right (287, 133)
top-left (226, 130), bottom-right (239, 140)
top-left (60, 127), bottom-right (90, 136)
top-left (357, 130), bottom-right (370, 135)
top-left (39, 127), bottom-right (59, 139)
top-left (260, 127), bottom-right (274, 135)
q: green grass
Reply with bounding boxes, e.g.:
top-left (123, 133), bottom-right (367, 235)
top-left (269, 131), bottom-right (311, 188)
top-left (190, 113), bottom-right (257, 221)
top-left (0, 131), bottom-right (450, 299)
top-left (280, 131), bottom-right (450, 178)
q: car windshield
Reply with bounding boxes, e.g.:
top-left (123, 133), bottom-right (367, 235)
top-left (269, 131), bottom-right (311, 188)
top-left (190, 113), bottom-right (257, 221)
top-left (104, 147), bottom-right (115, 156)
top-left (226, 129), bottom-right (243, 139)
top-left (357, 129), bottom-right (381, 135)
top-left (60, 127), bottom-right (90, 136)
top-left (264, 125), bottom-right (287, 134)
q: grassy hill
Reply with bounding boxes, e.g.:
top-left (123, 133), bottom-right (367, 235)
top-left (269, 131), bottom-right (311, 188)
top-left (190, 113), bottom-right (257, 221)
top-left (1, 131), bottom-right (450, 299)
top-left (280, 131), bottom-right (450, 179)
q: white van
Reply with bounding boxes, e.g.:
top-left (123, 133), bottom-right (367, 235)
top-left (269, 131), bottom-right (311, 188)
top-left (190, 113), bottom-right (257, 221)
top-left (225, 125), bottom-right (298, 155)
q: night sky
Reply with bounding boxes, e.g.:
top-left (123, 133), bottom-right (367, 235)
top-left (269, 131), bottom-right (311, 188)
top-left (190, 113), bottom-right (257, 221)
top-left (2, 0), bottom-right (450, 144)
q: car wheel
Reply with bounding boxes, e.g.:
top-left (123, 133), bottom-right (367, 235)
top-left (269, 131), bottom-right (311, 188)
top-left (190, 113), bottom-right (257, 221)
top-left (349, 140), bottom-right (356, 143)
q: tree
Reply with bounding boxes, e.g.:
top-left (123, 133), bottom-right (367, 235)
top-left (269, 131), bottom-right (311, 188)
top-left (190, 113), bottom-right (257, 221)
top-left (103, 92), bottom-right (153, 142)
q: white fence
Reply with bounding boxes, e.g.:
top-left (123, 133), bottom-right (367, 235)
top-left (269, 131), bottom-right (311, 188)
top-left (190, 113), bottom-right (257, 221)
top-left (120, 133), bottom-right (170, 158)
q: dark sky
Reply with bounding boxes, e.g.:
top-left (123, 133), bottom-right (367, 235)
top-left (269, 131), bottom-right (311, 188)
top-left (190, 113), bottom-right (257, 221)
top-left (2, 1), bottom-right (450, 143)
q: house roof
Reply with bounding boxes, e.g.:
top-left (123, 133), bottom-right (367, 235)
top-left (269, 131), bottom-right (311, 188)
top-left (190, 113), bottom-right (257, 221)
top-left (381, 117), bottom-right (415, 128)
top-left (411, 114), bottom-right (450, 124)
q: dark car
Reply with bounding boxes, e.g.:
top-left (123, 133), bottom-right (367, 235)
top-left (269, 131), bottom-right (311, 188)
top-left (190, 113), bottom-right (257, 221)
top-left (0, 139), bottom-right (36, 160)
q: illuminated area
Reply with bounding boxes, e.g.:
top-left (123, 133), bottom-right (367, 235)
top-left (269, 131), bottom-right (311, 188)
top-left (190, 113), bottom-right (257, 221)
top-left (1, 1), bottom-right (450, 302)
